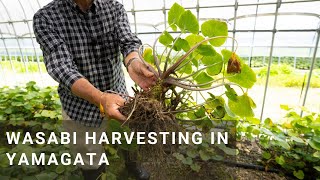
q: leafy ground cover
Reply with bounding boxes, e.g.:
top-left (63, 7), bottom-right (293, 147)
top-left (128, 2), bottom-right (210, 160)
top-left (0, 82), bottom-right (320, 179)
top-left (0, 83), bottom-right (319, 179)
top-left (0, 82), bottom-right (82, 180)
top-left (254, 64), bottom-right (320, 88)
top-left (243, 56), bottom-right (320, 70)
top-left (0, 61), bottom-right (47, 73)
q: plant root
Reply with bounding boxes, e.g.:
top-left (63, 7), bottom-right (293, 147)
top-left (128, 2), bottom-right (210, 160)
top-left (119, 92), bottom-right (181, 163)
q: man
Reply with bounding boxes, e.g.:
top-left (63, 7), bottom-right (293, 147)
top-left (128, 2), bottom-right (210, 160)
top-left (33, 0), bottom-right (155, 179)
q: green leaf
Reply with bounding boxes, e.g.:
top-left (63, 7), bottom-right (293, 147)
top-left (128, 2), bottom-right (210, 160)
top-left (55, 165), bottom-right (65, 174)
top-left (35, 172), bottom-right (58, 180)
top-left (201, 20), bottom-right (228, 46)
top-left (211, 106), bottom-right (226, 119)
top-left (107, 119), bottom-right (123, 133)
top-left (0, 176), bottom-right (10, 180)
top-left (42, 123), bottom-right (55, 130)
top-left (159, 31), bottom-right (174, 46)
top-left (173, 153), bottom-right (185, 161)
top-left (105, 144), bottom-right (119, 156)
top-left (227, 63), bottom-right (257, 89)
top-left (143, 48), bottom-right (154, 64)
top-left (182, 156), bottom-right (193, 165)
top-left (313, 151), bottom-right (320, 158)
top-left (23, 176), bottom-right (37, 180)
top-left (290, 136), bottom-right (304, 143)
top-left (4, 108), bottom-right (12, 114)
top-left (178, 63), bottom-right (192, 74)
top-left (0, 154), bottom-right (10, 168)
top-left (191, 58), bottom-right (199, 68)
top-left (26, 81), bottom-right (36, 87)
top-left (309, 140), bottom-right (320, 150)
top-left (196, 44), bottom-right (216, 56)
top-left (26, 81), bottom-right (39, 92)
top-left (225, 84), bottom-right (238, 102)
top-left (275, 139), bottom-right (290, 150)
top-left (222, 50), bottom-right (256, 88)
top-left (314, 166), bottom-right (320, 172)
top-left (106, 120), bottom-right (137, 151)
top-left (280, 104), bottom-right (291, 111)
top-left (190, 163), bottom-right (201, 172)
top-left (246, 117), bottom-right (260, 125)
top-left (224, 104), bottom-right (237, 120)
top-left (185, 34), bottom-right (205, 46)
top-left (212, 155), bottom-right (224, 161)
top-left (262, 152), bottom-right (271, 159)
top-left (199, 150), bottom-right (210, 161)
top-left (248, 95), bottom-right (256, 108)
top-left (221, 49), bottom-right (236, 63)
top-left (168, 3), bottom-right (185, 31)
top-left (40, 110), bottom-right (56, 119)
top-left (194, 106), bottom-right (206, 118)
top-left (293, 170), bottom-right (304, 180)
top-left (193, 72), bottom-right (214, 88)
top-left (175, 38), bottom-right (190, 52)
top-left (202, 53), bottom-right (223, 66)
top-left (177, 10), bottom-right (199, 34)
top-left (313, 136), bottom-right (320, 143)
top-left (206, 63), bottom-right (223, 76)
top-left (206, 97), bottom-right (222, 110)
top-left (186, 149), bottom-right (197, 158)
top-left (275, 155), bottom-right (285, 166)
top-left (228, 93), bottom-right (254, 117)
top-left (217, 144), bottom-right (238, 156)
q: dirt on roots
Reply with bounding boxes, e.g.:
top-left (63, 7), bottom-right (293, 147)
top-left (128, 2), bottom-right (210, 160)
top-left (119, 92), bottom-right (181, 163)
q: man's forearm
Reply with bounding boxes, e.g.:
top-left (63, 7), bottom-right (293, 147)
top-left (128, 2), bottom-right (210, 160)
top-left (70, 78), bottom-right (101, 107)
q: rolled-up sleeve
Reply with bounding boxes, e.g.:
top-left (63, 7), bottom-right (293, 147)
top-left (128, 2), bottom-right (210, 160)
top-left (114, 2), bottom-right (142, 58)
top-left (33, 14), bottom-right (84, 90)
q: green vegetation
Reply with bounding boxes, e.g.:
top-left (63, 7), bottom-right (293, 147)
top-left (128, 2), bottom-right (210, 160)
top-left (242, 56), bottom-right (320, 70)
top-left (0, 56), bottom-right (44, 62)
top-left (1, 54), bottom-right (319, 70)
top-left (254, 64), bottom-right (320, 88)
top-left (0, 82), bottom-right (79, 179)
top-left (238, 105), bottom-right (320, 179)
top-left (0, 82), bottom-right (130, 180)
top-left (1, 81), bottom-right (319, 179)
top-left (0, 61), bottom-right (47, 73)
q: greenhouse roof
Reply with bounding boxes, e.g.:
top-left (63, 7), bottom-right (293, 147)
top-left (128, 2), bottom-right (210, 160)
top-left (0, 0), bottom-right (319, 57)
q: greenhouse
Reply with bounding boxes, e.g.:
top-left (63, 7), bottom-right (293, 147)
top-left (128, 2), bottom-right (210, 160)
top-left (0, 0), bottom-right (319, 179)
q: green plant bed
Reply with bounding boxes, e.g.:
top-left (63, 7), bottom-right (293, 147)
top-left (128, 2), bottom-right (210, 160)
top-left (0, 56), bottom-right (44, 62)
top-left (0, 61), bottom-right (47, 73)
top-left (238, 106), bottom-right (320, 179)
top-left (245, 56), bottom-right (320, 70)
top-left (1, 81), bottom-right (319, 179)
top-left (0, 82), bottom-right (83, 179)
top-left (254, 65), bottom-right (320, 88)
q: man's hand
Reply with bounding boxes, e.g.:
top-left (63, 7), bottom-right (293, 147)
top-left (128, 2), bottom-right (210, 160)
top-left (100, 93), bottom-right (126, 121)
top-left (70, 78), bottom-right (126, 122)
top-left (127, 58), bottom-right (157, 91)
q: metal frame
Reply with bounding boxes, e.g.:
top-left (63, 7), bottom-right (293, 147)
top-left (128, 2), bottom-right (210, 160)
top-left (17, 0), bottom-right (42, 74)
top-left (260, 0), bottom-right (281, 120)
top-left (0, 0), bottom-right (319, 118)
top-left (0, 0), bottom-right (28, 74)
